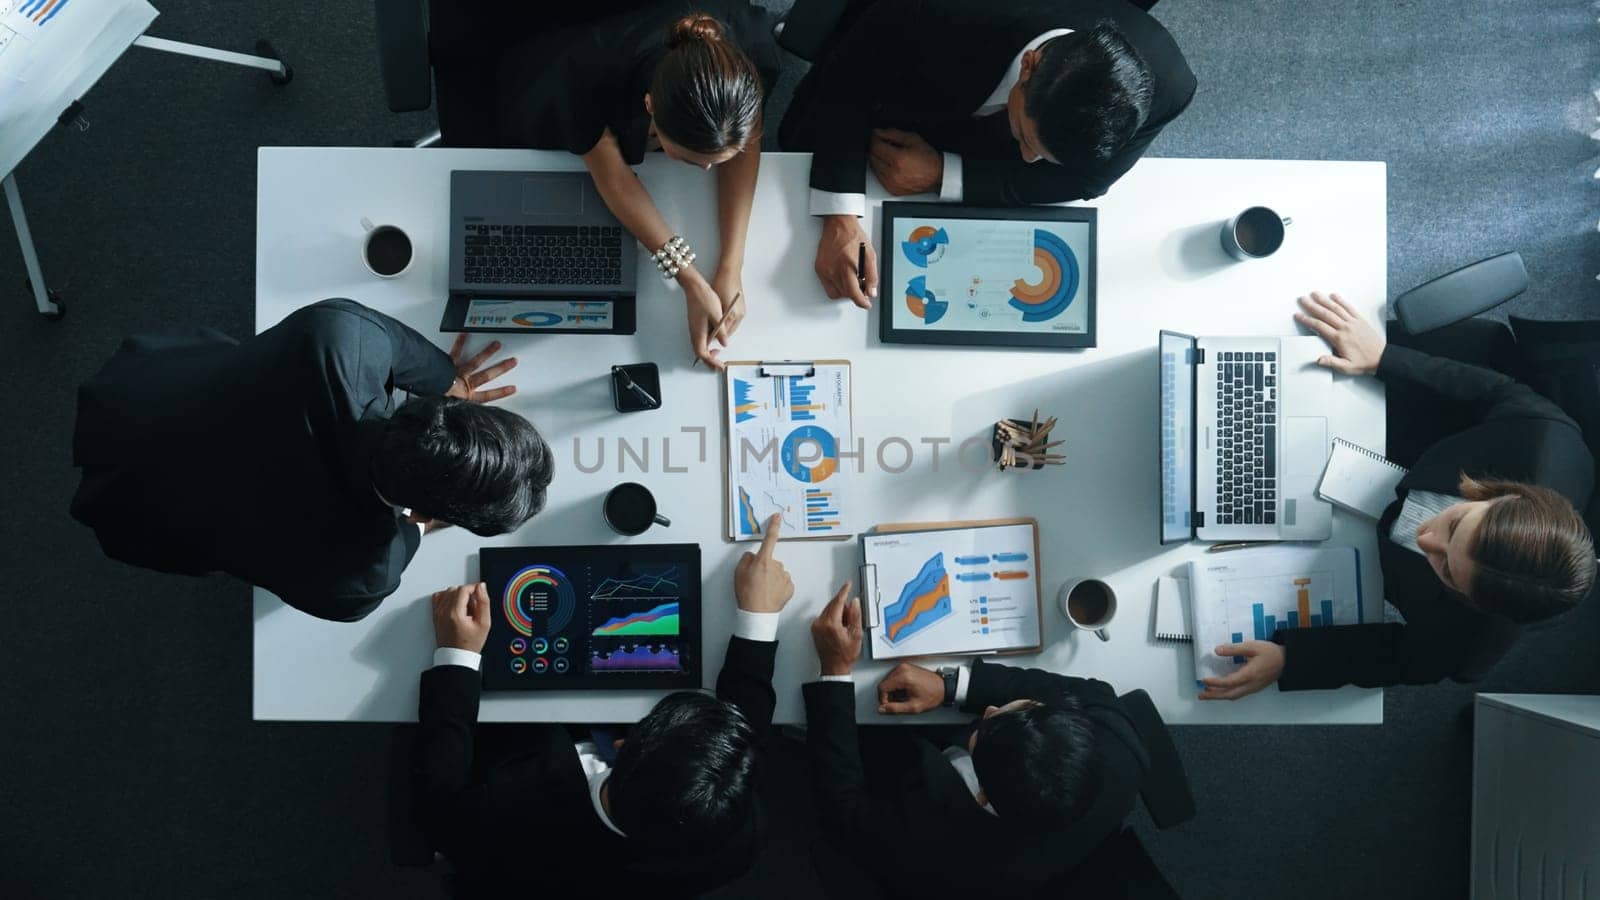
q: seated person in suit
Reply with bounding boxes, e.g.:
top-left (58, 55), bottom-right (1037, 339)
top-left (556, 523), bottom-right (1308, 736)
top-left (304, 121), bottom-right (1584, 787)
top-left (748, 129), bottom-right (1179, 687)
top-left (1200, 292), bottom-right (1597, 700)
top-left (498, 0), bottom-right (781, 368)
top-left (70, 299), bottom-right (552, 623)
top-left (780, 0), bottom-right (1195, 308)
top-left (414, 517), bottom-right (793, 897)
top-left (803, 583), bottom-right (1149, 897)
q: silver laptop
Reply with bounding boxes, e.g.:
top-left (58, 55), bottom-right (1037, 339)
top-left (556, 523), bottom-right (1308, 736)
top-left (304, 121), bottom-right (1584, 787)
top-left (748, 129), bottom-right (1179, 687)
top-left (1159, 330), bottom-right (1333, 543)
top-left (440, 171), bottom-right (638, 335)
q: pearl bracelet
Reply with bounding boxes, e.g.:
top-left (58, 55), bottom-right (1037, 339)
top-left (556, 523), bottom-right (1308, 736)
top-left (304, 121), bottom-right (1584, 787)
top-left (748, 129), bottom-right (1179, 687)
top-left (652, 235), bottom-right (696, 281)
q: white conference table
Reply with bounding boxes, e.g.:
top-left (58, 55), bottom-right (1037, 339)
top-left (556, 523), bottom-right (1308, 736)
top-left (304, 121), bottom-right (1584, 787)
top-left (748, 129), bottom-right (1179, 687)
top-left (254, 149), bottom-right (1387, 726)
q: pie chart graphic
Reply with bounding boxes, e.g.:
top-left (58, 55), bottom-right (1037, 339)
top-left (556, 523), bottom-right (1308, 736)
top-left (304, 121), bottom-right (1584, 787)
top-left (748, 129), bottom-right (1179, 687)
top-left (900, 225), bottom-right (949, 268)
top-left (502, 565), bottom-right (577, 637)
top-left (904, 276), bottom-right (948, 325)
top-left (511, 311), bottom-right (565, 328)
top-left (781, 425), bottom-right (839, 483)
top-left (1007, 229), bottom-right (1079, 323)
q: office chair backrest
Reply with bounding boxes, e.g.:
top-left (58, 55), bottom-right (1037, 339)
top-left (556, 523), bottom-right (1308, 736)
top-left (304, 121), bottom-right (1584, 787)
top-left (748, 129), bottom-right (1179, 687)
top-left (374, 0), bottom-right (432, 113)
top-left (1393, 251), bottom-right (1528, 335)
top-left (1117, 689), bottom-right (1195, 829)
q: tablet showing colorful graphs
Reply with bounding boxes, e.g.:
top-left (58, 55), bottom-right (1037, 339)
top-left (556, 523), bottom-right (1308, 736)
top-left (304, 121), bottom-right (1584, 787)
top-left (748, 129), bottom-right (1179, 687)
top-left (880, 202), bottom-right (1096, 349)
top-left (480, 545), bottom-right (702, 691)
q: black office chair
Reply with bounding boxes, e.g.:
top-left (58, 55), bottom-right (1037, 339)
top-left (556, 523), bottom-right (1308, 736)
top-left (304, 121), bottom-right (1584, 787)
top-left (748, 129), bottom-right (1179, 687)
top-left (1383, 251), bottom-right (1600, 540)
top-left (386, 725), bottom-right (436, 868)
top-left (775, 0), bottom-right (1163, 62)
top-left (373, 0), bottom-right (655, 147)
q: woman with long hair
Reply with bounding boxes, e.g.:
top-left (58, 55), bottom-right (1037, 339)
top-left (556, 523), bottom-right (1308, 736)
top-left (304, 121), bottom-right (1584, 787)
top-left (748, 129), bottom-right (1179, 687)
top-left (1200, 291), bottom-right (1596, 700)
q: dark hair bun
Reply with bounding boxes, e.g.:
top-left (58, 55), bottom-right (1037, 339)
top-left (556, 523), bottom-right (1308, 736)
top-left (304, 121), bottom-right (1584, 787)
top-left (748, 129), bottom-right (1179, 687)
top-left (667, 13), bottom-right (724, 48)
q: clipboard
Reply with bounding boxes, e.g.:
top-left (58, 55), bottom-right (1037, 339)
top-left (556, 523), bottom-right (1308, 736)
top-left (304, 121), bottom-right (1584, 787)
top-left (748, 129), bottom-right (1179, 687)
top-left (721, 360), bottom-right (855, 542)
top-left (858, 517), bottom-right (1044, 660)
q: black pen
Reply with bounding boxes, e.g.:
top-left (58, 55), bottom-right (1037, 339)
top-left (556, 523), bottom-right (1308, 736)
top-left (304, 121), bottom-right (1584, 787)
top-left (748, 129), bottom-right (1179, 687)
top-left (857, 242), bottom-right (867, 291)
top-left (613, 366), bottom-right (658, 408)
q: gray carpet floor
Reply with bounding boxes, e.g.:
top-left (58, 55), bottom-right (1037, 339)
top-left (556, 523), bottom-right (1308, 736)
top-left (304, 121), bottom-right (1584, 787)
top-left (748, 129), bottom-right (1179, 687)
top-left (1, 2), bottom-right (1595, 898)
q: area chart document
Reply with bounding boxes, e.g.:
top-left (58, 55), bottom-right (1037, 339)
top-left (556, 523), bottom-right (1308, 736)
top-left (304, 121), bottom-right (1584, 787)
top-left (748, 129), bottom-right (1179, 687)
top-left (859, 519), bottom-right (1043, 661)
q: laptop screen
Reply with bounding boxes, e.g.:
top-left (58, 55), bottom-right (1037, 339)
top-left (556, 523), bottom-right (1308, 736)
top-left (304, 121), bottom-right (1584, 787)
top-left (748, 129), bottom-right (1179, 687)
top-left (1159, 331), bottom-right (1197, 543)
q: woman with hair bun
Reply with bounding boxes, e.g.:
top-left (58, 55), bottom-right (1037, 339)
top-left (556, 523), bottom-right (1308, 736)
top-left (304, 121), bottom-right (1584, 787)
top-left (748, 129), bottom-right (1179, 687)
top-left (498, 0), bottom-right (779, 369)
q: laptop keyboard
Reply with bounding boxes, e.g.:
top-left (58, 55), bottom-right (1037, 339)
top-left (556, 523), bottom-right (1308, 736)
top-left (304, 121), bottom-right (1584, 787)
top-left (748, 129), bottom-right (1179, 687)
top-left (463, 224), bottom-right (625, 286)
top-left (1215, 350), bottom-right (1278, 525)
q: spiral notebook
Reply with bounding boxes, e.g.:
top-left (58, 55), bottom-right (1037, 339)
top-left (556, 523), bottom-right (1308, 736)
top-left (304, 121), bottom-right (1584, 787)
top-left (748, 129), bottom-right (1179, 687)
top-left (1316, 438), bottom-right (1408, 520)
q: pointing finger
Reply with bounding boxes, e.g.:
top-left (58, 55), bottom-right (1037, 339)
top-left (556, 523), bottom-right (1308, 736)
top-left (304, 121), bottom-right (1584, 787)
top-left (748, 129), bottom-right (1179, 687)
top-left (757, 514), bottom-right (782, 559)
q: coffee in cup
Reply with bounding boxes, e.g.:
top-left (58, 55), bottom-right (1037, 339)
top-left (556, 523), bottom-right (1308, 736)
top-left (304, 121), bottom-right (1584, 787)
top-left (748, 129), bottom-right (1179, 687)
top-left (1220, 206), bottom-right (1292, 260)
top-left (1058, 578), bottom-right (1117, 642)
top-left (603, 482), bottom-right (670, 536)
top-left (361, 217), bottom-right (413, 277)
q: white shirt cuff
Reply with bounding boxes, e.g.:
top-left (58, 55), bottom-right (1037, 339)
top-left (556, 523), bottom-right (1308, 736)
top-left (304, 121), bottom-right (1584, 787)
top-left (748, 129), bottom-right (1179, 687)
top-left (733, 609), bottom-right (780, 643)
top-left (809, 188), bottom-right (867, 218)
top-left (954, 664), bottom-right (971, 706)
top-left (938, 152), bottom-right (963, 202)
top-left (819, 674), bottom-right (855, 683)
top-left (432, 647), bottom-right (482, 671)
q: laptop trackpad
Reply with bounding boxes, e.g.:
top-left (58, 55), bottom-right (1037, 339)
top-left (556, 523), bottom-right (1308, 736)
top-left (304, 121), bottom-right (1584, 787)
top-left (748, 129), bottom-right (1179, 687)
top-left (522, 177), bottom-right (583, 216)
top-left (1284, 416), bottom-right (1329, 492)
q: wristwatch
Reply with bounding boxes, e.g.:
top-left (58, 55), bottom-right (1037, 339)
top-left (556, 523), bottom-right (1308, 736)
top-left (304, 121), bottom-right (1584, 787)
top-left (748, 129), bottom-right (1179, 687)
top-left (937, 666), bottom-right (959, 707)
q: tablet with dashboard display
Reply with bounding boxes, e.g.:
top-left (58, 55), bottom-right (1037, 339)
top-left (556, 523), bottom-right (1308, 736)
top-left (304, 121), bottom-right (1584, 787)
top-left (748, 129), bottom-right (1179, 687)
top-left (879, 202), bottom-right (1097, 349)
top-left (479, 544), bottom-right (701, 692)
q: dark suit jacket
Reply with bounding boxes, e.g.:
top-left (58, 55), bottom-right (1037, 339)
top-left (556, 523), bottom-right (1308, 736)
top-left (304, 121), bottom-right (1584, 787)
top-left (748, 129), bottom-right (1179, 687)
top-left (780, 0), bottom-right (1195, 206)
top-left (496, 0), bottom-right (781, 161)
top-left (414, 636), bottom-right (778, 898)
top-left (803, 659), bottom-right (1149, 899)
top-left (1277, 346), bottom-right (1595, 690)
top-left (70, 299), bottom-right (457, 622)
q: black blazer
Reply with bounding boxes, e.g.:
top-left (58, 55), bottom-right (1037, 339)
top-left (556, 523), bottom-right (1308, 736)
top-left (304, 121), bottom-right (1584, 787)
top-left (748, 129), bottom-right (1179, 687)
top-left (781, 0), bottom-right (1195, 206)
top-left (1277, 346), bottom-right (1595, 690)
top-left (413, 636), bottom-right (778, 898)
top-left (70, 299), bottom-right (457, 622)
top-left (802, 659), bottom-right (1149, 899)
top-left (496, 0), bottom-right (781, 161)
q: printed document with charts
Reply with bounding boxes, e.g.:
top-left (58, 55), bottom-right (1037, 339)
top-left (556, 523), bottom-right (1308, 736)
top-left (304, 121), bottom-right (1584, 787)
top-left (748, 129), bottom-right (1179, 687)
top-left (0, 0), bottom-right (157, 177)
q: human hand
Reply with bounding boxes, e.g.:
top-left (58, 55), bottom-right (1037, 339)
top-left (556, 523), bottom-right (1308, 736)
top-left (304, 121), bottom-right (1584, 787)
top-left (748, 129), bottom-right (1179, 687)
top-left (1293, 291), bottom-right (1385, 375)
top-left (708, 265), bottom-right (747, 348)
top-left (869, 128), bottom-right (942, 196)
top-left (876, 662), bottom-right (945, 715)
top-left (681, 268), bottom-right (728, 370)
top-left (446, 334), bottom-right (519, 403)
top-left (1198, 640), bottom-right (1285, 700)
top-left (431, 583), bottom-right (492, 653)
top-left (815, 216), bottom-right (878, 310)
top-left (810, 582), bottom-right (863, 676)
top-left (735, 514), bottom-right (793, 614)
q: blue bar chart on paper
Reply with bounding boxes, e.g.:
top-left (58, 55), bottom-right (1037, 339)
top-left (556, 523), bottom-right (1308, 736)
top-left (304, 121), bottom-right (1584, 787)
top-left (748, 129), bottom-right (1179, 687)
top-left (1186, 545), bottom-right (1364, 683)
top-left (724, 363), bottom-right (854, 540)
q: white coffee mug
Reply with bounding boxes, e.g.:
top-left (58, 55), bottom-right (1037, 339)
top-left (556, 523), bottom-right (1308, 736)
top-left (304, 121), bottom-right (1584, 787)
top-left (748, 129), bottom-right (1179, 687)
top-left (1058, 578), bottom-right (1117, 642)
top-left (360, 217), bottom-right (413, 278)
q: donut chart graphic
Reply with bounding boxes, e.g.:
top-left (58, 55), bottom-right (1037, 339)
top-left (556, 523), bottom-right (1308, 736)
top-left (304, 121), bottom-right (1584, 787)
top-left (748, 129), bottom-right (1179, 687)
top-left (901, 226), bottom-right (949, 268)
top-left (510, 657), bottom-right (528, 675)
top-left (781, 425), bottom-right (839, 483)
top-left (502, 565), bottom-right (577, 638)
top-left (511, 311), bottom-right (566, 328)
top-left (1008, 229), bottom-right (1080, 323)
top-left (903, 275), bottom-right (949, 325)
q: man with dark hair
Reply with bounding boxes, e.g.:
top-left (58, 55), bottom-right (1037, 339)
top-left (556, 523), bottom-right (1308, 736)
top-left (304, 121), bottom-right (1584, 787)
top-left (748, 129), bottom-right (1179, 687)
top-left (70, 298), bottom-right (549, 622)
top-left (414, 517), bottom-right (792, 897)
top-left (805, 583), bottom-right (1150, 896)
top-left (779, 0), bottom-right (1195, 309)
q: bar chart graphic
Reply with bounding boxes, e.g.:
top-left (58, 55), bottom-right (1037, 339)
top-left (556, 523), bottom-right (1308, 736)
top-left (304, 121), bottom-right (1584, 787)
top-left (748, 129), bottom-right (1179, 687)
top-left (804, 488), bottom-right (838, 532)
top-left (1222, 570), bottom-right (1345, 646)
top-left (785, 375), bottom-right (822, 421)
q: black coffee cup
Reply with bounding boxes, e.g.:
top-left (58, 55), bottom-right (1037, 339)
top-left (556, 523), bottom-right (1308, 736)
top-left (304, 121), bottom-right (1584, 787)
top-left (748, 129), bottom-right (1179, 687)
top-left (603, 482), bottom-right (670, 536)
top-left (1221, 206), bottom-right (1292, 260)
top-left (361, 217), bottom-right (413, 277)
